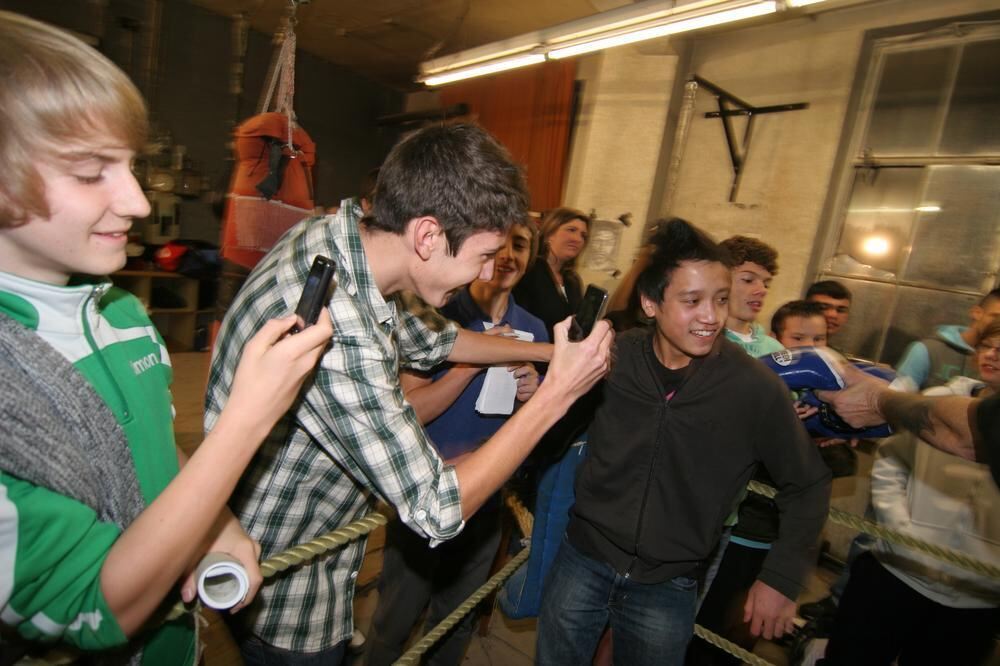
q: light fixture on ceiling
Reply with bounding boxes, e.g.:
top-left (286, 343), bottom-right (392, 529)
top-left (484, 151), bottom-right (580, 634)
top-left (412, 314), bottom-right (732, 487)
top-left (548, 1), bottom-right (777, 60)
top-left (421, 53), bottom-right (547, 86)
top-left (419, 0), bottom-right (831, 87)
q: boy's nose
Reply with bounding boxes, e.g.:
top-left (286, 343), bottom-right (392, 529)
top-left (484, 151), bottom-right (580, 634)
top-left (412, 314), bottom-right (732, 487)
top-left (479, 258), bottom-right (496, 281)
top-left (116, 171), bottom-right (151, 219)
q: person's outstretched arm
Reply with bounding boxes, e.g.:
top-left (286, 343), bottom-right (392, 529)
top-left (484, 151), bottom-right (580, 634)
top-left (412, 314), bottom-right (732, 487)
top-left (101, 311), bottom-right (332, 636)
top-left (606, 243), bottom-right (653, 314)
top-left (816, 363), bottom-right (979, 461)
top-left (449, 327), bottom-right (553, 365)
top-left (403, 325), bottom-right (522, 424)
top-left (400, 368), bottom-right (480, 425)
top-left (451, 318), bottom-right (613, 518)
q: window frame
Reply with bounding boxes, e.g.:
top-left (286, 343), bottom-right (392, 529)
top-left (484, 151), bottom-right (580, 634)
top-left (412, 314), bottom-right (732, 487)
top-left (811, 18), bottom-right (1000, 362)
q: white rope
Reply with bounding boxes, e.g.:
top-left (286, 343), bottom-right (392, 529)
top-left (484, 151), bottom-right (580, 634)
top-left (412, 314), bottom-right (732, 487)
top-left (258, 2), bottom-right (298, 150)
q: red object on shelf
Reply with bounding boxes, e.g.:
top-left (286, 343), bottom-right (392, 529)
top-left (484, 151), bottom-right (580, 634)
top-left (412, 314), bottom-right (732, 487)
top-left (154, 241), bottom-right (189, 272)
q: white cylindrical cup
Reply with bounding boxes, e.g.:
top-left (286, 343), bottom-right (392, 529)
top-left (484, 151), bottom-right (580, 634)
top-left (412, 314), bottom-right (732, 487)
top-left (195, 553), bottom-right (250, 610)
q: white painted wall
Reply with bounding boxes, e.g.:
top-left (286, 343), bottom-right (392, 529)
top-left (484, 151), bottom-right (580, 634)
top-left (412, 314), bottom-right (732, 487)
top-left (563, 47), bottom-right (677, 293)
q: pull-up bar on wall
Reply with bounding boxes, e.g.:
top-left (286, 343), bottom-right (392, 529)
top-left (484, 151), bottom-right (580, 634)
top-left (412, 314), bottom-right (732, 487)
top-left (691, 75), bottom-right (808, 202)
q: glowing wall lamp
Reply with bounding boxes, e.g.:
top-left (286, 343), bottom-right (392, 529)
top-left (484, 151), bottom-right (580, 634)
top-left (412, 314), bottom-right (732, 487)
top-left (861, 235), bottom-right (891, 257)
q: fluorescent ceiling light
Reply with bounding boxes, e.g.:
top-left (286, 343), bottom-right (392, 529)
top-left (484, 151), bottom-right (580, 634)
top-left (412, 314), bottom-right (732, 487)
top-left (419, 0), bottom-right (789, 85)
top-left (848, 206), bottom-right (942, 213)
top-left (421, 40), bottom-right (541, 76)
top-left (421, 53), bottom-right (547, 87)
top-left (548, 1), bottom-right (777, 60)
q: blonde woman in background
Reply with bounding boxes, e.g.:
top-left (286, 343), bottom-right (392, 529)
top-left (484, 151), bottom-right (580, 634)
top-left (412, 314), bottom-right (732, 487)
top-left (514, 207), bottom-right (591, 338)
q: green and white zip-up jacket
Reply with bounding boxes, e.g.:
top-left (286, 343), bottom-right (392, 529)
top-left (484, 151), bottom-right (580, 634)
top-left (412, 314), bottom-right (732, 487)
top-left (0, 271), bottom-right (195, 666)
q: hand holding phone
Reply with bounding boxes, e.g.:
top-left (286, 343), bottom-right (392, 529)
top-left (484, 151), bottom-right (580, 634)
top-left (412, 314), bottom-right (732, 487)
top-left (291, 255), bottom-right (336, 333)
top-left (568, 285), bottom-right (609, 342)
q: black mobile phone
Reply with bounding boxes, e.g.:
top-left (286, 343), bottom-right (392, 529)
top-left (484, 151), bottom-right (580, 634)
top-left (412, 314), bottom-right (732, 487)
top-left (291, 255), bottom-right (336, 333)
top-left (568, 285), bottom-right (609, 341)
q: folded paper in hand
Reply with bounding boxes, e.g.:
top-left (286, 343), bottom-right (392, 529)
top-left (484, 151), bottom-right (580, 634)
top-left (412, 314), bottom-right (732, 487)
top-left (195, 552), bottom-right (250, 610)
top-left (475, 326), bottom-right (534, 415)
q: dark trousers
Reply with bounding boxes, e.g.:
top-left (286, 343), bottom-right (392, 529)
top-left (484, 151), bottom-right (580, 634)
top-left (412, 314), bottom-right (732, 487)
top-left (364, 505), bottom-right (502, 666)
top-left (686, 541), bottom-right (770, 666)
top-left (224, 616), bottom-right (347, 666)
top-left (823, 552), bottom-right (1000, 666)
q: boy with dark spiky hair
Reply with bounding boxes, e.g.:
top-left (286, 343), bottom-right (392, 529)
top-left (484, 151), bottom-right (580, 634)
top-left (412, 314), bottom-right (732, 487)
top-left (536, 219), bottom-right (829, 666)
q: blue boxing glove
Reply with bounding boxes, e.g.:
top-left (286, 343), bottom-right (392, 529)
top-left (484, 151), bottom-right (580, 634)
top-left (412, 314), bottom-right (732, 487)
top-left (761, 347), bottom-right (845, 392)
top-left (760, 347), bottom-right (894, 439)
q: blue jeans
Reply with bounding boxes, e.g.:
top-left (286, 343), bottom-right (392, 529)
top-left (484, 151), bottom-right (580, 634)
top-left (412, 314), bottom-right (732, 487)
top-left (536, 537), bottom-right (698, 666)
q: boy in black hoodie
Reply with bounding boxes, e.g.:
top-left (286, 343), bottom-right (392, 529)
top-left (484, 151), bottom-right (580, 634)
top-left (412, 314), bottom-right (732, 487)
top-left (536, 219), bottom-right (830, 666)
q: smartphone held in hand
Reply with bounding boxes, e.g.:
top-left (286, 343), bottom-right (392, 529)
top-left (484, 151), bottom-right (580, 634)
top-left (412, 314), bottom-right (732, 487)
top-left (568, 285), bottom-right (609, 341)
top-left (291, 255), bottom-right (336, 333)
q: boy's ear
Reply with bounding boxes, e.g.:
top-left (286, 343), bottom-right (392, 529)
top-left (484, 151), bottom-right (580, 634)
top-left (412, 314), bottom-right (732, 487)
top-left (411, 216), bottom-right (444, 261)
top-left (971, 304), bottom-right (984, 325)
top-left (639, 292), bottom-right (657, 318)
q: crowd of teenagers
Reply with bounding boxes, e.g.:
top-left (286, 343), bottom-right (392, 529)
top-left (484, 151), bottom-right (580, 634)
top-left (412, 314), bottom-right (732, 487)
top-left (1, 9), bottom-right (999, 666)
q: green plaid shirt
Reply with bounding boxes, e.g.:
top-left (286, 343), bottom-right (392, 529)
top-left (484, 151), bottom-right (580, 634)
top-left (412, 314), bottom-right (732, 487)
top-left (205, 200), bottom-right (463, 652)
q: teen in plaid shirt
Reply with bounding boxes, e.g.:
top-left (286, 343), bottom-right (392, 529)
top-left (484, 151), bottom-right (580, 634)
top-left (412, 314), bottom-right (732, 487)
top-left (206, 123), bottom-right (613, 664)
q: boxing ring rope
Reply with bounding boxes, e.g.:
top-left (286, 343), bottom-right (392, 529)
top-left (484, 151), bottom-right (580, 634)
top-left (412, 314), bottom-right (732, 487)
top-left (394, 548), bottom-right (532, 665)
top-left (164, 512), bottom-right (388, 622)
top-left (159, 478), bottom-right (999, 665)
top-left (746, 480), bottom-right (1000, 580)
top-left (259, 512), bottom-right (389, 578)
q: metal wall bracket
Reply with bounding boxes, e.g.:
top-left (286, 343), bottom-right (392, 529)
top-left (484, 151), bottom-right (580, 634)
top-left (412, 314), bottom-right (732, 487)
top-left (691, 75), bottom-right (809, 202)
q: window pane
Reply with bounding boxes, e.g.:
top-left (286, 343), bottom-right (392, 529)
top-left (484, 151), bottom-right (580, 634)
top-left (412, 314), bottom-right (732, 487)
top-left (829, 168), bottom-right (923, 278)
top-left (884, 286), bottom-right (979, 368)
top-left (866, 47), bottom-right (953, 155)
top-left (902, 166), bottom-right (1000, 292)
top-left (940, 39), bottom-right (1000, 155)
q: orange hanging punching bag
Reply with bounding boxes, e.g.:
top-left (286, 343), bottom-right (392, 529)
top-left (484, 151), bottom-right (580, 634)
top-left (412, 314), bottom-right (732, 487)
top-left (219, 111), bottom-right (316, 270)
top-left (212, 15), bottom-right (315, 351)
